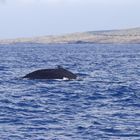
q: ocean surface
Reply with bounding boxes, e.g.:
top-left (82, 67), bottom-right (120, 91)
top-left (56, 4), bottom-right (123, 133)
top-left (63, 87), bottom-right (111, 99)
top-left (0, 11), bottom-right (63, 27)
top-left (0, 43), bottom-right (140, 140)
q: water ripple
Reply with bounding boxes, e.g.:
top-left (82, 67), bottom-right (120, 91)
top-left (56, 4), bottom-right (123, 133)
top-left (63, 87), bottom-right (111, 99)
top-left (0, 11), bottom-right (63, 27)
top-left (0, 43), bottom-right (140, 139)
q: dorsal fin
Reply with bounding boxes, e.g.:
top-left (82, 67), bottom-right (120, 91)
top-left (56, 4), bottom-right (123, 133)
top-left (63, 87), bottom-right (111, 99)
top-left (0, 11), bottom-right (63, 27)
top-left (57, 65), bottom-right (63, 69)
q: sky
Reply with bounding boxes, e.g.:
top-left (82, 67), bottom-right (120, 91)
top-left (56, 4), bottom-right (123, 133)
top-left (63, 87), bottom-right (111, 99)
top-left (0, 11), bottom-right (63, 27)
top-left (0, 0), bottom-right (140, 39)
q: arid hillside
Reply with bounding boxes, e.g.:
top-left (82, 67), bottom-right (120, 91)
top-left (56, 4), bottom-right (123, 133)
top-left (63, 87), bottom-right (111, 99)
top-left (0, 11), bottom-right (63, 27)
top-left (1, 27), bottom-right (140, 44)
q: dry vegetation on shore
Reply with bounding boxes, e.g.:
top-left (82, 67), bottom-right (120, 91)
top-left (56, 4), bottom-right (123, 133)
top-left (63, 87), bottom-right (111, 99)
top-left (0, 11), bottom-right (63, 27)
top-left (1, 27), bottom-right (140, 44)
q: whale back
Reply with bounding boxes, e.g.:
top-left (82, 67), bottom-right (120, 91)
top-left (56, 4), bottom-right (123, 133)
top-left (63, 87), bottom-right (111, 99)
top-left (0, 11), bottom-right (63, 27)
top-left (23, 67), bottom-right (77, 80)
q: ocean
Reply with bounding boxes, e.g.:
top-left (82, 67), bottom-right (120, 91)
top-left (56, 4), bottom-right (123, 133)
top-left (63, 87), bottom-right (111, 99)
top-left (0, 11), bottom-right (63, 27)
top-left (0, 43), bottom-right (140, 140)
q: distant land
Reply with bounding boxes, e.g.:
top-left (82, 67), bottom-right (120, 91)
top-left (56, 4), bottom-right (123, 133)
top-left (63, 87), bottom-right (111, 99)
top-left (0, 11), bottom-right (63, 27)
top-left (1, 27), bottom-right (140, 44)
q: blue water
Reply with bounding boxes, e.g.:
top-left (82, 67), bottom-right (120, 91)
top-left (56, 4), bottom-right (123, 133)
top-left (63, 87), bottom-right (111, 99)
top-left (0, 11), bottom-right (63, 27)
top-left (0, 43), bottom-right (140, 140)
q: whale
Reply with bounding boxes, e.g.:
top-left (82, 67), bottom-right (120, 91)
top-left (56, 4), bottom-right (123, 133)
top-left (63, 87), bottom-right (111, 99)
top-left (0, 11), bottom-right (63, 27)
top-left (23, 66), bottom-right (77, 80)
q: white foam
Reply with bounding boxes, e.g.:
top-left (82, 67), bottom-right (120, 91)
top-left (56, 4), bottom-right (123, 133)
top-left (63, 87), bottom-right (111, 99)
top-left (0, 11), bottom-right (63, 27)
top-left (63, 77), bottom-right (69, 80)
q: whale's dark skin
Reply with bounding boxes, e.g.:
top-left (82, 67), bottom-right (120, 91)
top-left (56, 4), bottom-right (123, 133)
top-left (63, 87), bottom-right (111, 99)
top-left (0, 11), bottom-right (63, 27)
top-left (23, 66), bottom-right (77, 80)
